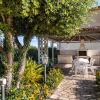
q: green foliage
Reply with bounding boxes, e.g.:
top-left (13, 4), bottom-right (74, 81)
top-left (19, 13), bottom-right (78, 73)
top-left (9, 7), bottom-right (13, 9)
top-left (13, 48), bottom-right (20, 61)
top-left (0, 0), bottom-right (96, 96)
top-left (22, 58), bottom-right (43, 85)
top-left (27, 46), bottom-right (38, 62)
top-left (7, 88), bottom-right (29, 100)
top-left (22, 0), bottom-right (40, 16)
top-left (1, 0), bottom-right (40, 17)
top-left (26, 46), bottom-right (58, 64)
top-left (96, 69), bottom-right (100, 99)
top-left (0, 23), bottom-right (11, 32)
top-left (96, 69), bottom-right (100, 79)
top-left (0, 55), bottom-right (5, 77)
top-left (9, 59), bottom-right (44, 100)
top-left (96, 69), bottom-right (100, 85)
top-left (8, 60), bottom-right (64, 99)
top-left (0, 0), bottom-right (95, 37)
top-left (42, 0), bottom-right (95, 37)
top-left (47, 68), bottom-right (64, 89)
top-left (21, 59), bottom-right (44, 99)
top-left (12, 62), bottom-right (19, 86)
top-left (0, 52), bottom-right (7, 77)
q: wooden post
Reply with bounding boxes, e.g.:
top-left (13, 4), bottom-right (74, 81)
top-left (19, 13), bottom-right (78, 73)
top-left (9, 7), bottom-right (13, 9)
top-left (51, 41), bottom-right (54, 65)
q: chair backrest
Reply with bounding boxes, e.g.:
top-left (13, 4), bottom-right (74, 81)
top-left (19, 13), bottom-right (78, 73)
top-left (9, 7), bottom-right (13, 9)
top-left (90, 58), bottom-right (95, 66)
top-left (74, 61), bottom-right (87, 73)
top-left (73, 59), bottom-right (78, 66)
top-left (74, 60), bottom-right (84, 67)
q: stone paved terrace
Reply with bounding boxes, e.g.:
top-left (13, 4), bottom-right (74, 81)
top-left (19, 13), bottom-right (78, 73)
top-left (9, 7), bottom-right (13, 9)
top-left (49, 64), bottom-right (98, 100)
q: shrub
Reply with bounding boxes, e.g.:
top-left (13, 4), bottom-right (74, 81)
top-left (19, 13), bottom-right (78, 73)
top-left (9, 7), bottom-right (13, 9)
top-left (0, 60), bottom-right (5, 77)
top-left (0, 52), bottom-right (7, 77)
top-left (8, 59), bottom-right (44, 100)
top-left (96, 69), bottom-right (100, 85)
top-left (27, 47), bottom-right (38, 62)
top-left (21, 59), bottom-right (44, 99)
top-left (22, 59), bottom-right (43, 84)
top-left (46, 68), bottom-right (64, 89)
top-left (96, 69), bottom-right (100, 99)
top-left (37, 68), bottom-right (64, 98)
top-left (7, 60), bottom-right (64, 99)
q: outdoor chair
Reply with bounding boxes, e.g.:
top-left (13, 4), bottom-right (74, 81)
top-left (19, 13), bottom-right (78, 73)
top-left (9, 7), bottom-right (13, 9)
top-left (87, 58), bottom-right (95, 75)
top-left (74, 60), bottom-right (88, 76)
top-left (71, 59), bottom-right (77, 72)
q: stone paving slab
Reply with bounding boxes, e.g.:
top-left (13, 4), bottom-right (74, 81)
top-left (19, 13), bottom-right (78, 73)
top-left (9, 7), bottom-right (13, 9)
top-left (49, 75), bottom-right (97, 100)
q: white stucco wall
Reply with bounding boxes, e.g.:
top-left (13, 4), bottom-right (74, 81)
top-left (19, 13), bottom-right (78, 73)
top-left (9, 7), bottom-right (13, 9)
top-left (58, 42), bottom-right (100, 50)
top-left (57, 9), bottom-right (100, 65)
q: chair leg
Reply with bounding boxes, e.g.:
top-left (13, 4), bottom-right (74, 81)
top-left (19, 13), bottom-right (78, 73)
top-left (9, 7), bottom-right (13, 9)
top-left (84, 68), bottom-right (88, 78)
top-left (75, 68), bottom-right (77, 75)
top-left (71, 65), bottom-right (74, 72)
top-left (91, 68), bottom-right (95, 75)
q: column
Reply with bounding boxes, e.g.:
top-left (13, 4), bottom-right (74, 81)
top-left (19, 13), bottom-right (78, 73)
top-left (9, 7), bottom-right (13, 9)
top-left (51, 41), bottom-right (54, 65)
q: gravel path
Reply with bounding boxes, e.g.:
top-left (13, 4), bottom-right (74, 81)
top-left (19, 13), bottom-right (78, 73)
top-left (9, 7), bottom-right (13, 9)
top-left (49, 74), bottom-right (97, 100)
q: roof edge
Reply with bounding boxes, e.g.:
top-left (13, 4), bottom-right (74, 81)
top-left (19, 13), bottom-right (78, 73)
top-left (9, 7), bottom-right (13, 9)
top-left (91, 6), bottom-right (100, 11)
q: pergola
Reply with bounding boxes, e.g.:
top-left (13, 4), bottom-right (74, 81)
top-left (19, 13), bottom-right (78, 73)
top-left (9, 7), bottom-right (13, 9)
top-left (38, 6), bottom-right (100, 65)
top-left (38, 28), bottom-right (100, 64)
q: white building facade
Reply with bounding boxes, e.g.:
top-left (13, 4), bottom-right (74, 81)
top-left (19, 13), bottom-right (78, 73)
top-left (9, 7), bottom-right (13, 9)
top-left (57, 7), bottom-right (100, 65)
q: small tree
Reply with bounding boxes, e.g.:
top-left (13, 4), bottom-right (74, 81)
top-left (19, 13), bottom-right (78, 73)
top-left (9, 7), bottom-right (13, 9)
top-left (0, 0), bottom-right (42, 89)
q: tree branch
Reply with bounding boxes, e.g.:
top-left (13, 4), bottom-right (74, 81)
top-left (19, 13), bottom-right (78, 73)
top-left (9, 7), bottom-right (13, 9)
top-left (14, 35), bottom-right (22, 49)
top-left (0, 46), bottom-right (3, 52)
top-left (1, 13), bottom-right (5, 23)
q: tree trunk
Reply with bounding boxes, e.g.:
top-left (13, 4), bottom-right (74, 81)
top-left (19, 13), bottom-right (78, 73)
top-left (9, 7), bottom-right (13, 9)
top-left (2, 16), bottom-right (14, 90)
top-left (16, 49), bottom-right (27, 88)
top-left (16, 35), bottom-right (32, 88)
top-left (6, 52), bottom-right (13, 89)
top-left (5, 32), bottom-right (13, 90)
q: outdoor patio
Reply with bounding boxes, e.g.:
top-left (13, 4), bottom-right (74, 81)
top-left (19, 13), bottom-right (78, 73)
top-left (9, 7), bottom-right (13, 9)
top-left (49, 64), bottom-right (97, 100)
top-left (1, 1), bottom-right (100, 100)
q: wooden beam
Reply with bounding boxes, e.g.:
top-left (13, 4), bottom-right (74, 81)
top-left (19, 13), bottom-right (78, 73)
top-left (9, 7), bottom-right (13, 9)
top-left (87, 35), bottom-right (97, 40)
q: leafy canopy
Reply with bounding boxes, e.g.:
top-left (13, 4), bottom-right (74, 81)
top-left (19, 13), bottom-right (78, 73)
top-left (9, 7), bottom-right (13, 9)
top-left (0, 0), bottom-right (95, 37)
top-left (40, 0), bottom-right (95, 37)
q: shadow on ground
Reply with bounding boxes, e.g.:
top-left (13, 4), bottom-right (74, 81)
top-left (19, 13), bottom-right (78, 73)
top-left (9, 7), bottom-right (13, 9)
top-left (74, 80), bottom-right (97, 100)
top-left (48, 66), bottom-right (98, 100)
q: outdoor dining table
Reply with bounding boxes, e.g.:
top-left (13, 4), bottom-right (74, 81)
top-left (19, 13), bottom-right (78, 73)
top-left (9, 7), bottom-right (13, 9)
top-left (73, 58), bottom-right (90, 77)
top-left (78, 58), bottom-right (89, 64)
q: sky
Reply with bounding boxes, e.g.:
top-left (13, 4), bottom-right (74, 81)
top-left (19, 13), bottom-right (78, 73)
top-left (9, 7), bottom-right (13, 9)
top-left (18, 36), bottom-right (38, 47)
top-left (97, 0), bottom-right (100, 6)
